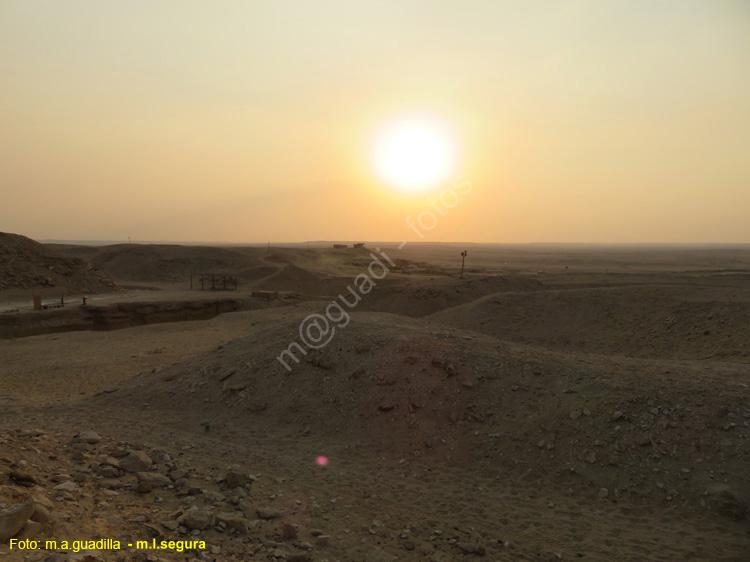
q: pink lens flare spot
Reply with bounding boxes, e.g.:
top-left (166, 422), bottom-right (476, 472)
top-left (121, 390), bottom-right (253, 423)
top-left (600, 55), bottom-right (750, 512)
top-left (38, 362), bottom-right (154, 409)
top-left (315, 455), bottom-right (329, 467)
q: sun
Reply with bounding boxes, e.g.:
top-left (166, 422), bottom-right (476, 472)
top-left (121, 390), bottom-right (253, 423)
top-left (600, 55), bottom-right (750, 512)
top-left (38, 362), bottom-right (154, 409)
top-left (372, 116), bottom-right (456, 193)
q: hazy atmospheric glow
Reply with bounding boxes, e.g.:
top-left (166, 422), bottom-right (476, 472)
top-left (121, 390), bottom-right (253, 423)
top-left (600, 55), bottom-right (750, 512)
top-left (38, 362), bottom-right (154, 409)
top-left (1, 1), bottom-right (749, 243)
top-left (372, 117), bottom-right (456, 193)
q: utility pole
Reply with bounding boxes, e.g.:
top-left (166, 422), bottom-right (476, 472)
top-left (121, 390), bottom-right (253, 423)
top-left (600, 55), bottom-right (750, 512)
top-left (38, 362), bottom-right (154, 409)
top-left (460, 250), bottom-right (468, 278)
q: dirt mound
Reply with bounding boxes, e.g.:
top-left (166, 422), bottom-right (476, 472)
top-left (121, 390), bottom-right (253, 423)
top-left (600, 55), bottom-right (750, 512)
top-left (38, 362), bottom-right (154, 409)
top-left (0, 232), bottom-right (114, 293)
top-left (432, 284), bottom-right (750, 361)
top-left (0, 298), bottom-right (243, 338)
top-left (361, 274), bottom-right (543, 316)
top-left (96, 309), bottom-right (750, 512)
top-left (63, 244), bottom-right (370, 290)
top-left (254, 263), bottom-right (352, 296)
top-left (256, 263), bottom-right (321, 289)
top-left (84, 244), bottom-right (266, 283)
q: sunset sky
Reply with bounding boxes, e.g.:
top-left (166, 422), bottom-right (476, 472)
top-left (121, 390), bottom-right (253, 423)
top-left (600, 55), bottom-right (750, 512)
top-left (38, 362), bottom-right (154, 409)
top-left (1, 1), bottom-right (749, 243)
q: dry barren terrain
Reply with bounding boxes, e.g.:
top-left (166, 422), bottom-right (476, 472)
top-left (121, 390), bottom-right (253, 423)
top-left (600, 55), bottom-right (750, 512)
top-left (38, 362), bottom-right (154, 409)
top-left (1, 236), bottom-right (749, 561)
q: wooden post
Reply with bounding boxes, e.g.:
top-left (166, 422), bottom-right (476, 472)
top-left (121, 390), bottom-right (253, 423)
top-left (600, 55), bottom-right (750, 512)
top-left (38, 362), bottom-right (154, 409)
top-left (460, 250), bottom-right (468, 278)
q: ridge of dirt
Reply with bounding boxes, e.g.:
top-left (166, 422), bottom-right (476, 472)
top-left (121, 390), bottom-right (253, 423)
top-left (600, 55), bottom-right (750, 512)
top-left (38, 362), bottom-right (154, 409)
top-left (0, 233), bottom-right (114, 293)
top-left (431, 284), bottom-right (750, 361)
top-left (91, 310), bottom-right (750, 517)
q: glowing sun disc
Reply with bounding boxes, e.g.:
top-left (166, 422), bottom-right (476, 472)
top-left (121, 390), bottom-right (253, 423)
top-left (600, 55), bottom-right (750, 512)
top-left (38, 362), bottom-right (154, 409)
top-left (372, 117), bottom-right (456, 193)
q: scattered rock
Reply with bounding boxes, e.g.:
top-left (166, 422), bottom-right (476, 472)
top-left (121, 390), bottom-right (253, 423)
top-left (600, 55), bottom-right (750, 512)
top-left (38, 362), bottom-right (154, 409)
top-left (0, 501), bottom-right (34, 542)
top-left (256, 507), bottom-right (284, 520)
top-left (705, 484), bottom-right (747, 520)
top-left (221, 469), bottom-right (253, 489)
top-left (160, 519), bottom-right (179, 531)
top-left (9, 469), bottom-right (39, 487)
top-left (215, 512), bottom-right (249, 534)
top-left (456, 541), bottom-right (486, 555)
top-left (53, 481), bottom-right (80, 493)
top-left (29, 503), bottom-right (52, 526)
top-left (76, 431), bottom-right (102, 445)
top-left (119, 450), bottom-right (153, 473)
top-left (280, 523), bottom-right (298, 541)
top-left (136, 472), bottom-right (172, 493)
top-left (178, 507), bottom-right (214, 530)
top-left (315, 534), bottom-right (331, 547)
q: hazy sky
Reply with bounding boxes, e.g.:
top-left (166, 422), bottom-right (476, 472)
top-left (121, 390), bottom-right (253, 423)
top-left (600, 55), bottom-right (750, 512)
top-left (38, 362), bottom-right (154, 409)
top-left (1, 0), bottom-right (749, 243)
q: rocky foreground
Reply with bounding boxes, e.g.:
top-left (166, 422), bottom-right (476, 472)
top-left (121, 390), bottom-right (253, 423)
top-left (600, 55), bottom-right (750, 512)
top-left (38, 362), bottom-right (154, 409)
top-left (0, 429), bottom-right (330, 562)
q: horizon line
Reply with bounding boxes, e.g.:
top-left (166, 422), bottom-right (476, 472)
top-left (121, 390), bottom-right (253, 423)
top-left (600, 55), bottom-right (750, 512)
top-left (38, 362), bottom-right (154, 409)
top-left (37, 238), bottom-right (750, 248)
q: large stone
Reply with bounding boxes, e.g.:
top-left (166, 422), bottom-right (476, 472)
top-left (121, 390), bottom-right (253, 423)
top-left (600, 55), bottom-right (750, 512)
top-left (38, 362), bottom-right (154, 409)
top-left (160, 519), bottom-right (179, 531)
top-left (98, 455), bottom-right (120, 468)
top-left (215, 512), bottom-right (249, 534)
top-left (221, 469), bottom-right (254, 489)
top-left (136, 472), bottom-right (172, 493)
top-left (94, 464), bottom-right (120, 478)
top-left (0, 501), bottom-right (34, 542)
top-left (53, 481), bottom-right (80, 493)
top-left (9, 469), bottom-right (38, 487)
top-left (178, 507), bottom-right (214, 531)
top-left (76, 431), bottom-right (102, 445)
top-left (119, 450), bottom-right (153, 473)
top-left (98, 477), bottom-right (133, 490)
top-left (256, 507), bottom-right (284, 520)
top-left (30, 503), bottom-right (52, 525)
top-left (706, 483), bottom-right (747, 520)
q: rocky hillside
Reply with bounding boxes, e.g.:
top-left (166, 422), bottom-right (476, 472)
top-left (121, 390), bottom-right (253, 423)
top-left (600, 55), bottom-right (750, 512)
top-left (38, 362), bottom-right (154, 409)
top-left (96, 309), bottom-right (750, 518)
top-left (431, 284), bottom-right (750, 361)
top-left (0, 233), bottom-right (114, 293)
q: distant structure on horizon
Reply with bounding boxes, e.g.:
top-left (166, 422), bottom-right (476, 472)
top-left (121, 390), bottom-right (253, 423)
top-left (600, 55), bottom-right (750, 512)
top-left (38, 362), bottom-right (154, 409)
top-left (332, 242), bottom-right (366, 249)
top-left (190, 273), bottom-right (238, 291)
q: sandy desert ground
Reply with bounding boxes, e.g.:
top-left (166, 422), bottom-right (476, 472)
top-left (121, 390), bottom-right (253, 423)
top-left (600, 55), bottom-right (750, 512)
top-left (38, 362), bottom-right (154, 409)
top-left (1, 234), bottom-right (749, 561)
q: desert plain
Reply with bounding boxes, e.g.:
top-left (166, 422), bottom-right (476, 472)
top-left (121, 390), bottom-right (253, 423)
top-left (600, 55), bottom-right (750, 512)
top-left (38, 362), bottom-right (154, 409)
top-left (0, 232), bottom-right (749, 561)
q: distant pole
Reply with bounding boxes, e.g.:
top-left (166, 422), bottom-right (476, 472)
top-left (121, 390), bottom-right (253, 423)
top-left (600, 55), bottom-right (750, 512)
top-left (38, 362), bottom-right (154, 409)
top-left (460, 250), bottom-right (468, 278)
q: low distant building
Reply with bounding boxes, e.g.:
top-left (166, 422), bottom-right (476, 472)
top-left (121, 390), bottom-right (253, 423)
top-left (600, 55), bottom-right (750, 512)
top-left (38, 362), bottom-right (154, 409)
top-left (191, 273), bottom-right (238, 291)
top-left (333, 243), bottom-right (348, 249)
top-left (353, 242), bottom-right (365, 248)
